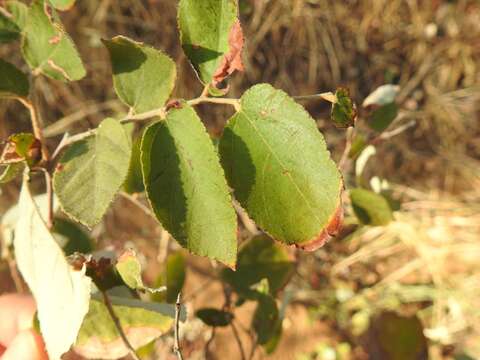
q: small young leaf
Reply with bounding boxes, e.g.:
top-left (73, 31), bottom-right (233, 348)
top-left (151, 252), bottom-right (186, 304)
top-left (221, 235), bottom-right (294, 296)
top-left (52, 217), bottom-right (94, 255)
top-left (123, 133), bottom-right (145, 193)
top-left (75, 296), bottom-right (180, 360)
top-left (368, 102), bottom-right (398, 132)
top-left (21, 0), bottom-right (86, 81)
top-left (178, 0), bottom-right (244, 85)
top-left (115, 249), bottom-right (164, 293)
top-left (0, 0), bottom-right (28, 43)
top-left (103, 36), bottom-right (176, 114)
top-left (219, 84), bottom-right (343, 251)
top-left (0, 59), bottom-right (29, 98)
top-left (53, 118), bottom-right (131, 227)
top-left (14, 174), bottom-right (92, 360)
top-left (349, 188), bottom-right (393, 226)
top-left (0, 133), bottom-right (41, 166)
top-left (141, 104), bottom-right (237, 266)
top-left (196, 308), bottom-right (233, 327)
top-left (253, 295), bottom-right (279, 345)
top-left (331, 87), bottom-right (357, 128)
top-left (0, 163), bottom-right (24, 184)
top-left (48, 0), bottom-right (75, 11)
top-left (348, 134), bottom-right (367, 159)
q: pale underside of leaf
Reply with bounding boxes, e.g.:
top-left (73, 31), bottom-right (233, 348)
top-left (14, 174), bottom-right (91, 360)
top-left (75, 296), bottom-right (181, 360)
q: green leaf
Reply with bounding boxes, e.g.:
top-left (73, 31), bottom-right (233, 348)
top-left (0, 163), bottom-right (24, 184)
top-left (368, 102), bottom-right (398, 132)
top-left (53, 118), bottom-right (131, 227)
top-left (48, 0), bottom-right (75, 11)
top-left (178, 0), bottom-right (244, 85)
top-left (221, 235), bottom-right (294, 296)
top-left (123, 133), bottom-right (145, 193)
top-left (331, 87), bottom-right (357, 128)
top-left (348, 134), bottom-right (367, 159)
top-left (349, 188), bottom-right (393, 226)
top-left (21, 0), bottom-right (86, 81)
top-left (219, 84), bottom-right (343, 250)
top-left (141, 104), bottom-right (237, 266)
top-left (152, 252), bottom-right (186, 304)
top-left (75, 296), bottom-right (180, 360)
top-left (196, 308), bottom-right (233, 327)
top-left (0, 0), bottom-right (28, 43)
top-left (368, 311), bottom-right (427, 360)
top-left (103, 35), bottom-right (176, 114)
top-left (0, 133), bottom-right (41, 166)
top-left (253, 295), bottom-right (279, 345)
top-left (52, 217), bottom-right (94, 255)
top-left (14, 174), bottom-right (92, 360)
top-left (115, 249), bottom-right (165, 293)
top-left (0, 59), bottom-right (29, 98)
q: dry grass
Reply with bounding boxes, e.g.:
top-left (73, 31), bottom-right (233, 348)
top-left (1, 0), bottom-right (480, 359)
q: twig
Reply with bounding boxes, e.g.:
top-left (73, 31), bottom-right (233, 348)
top-left (233, 200), bottom-right (260, 235)
top-left (119, 192), bottom-right (157, 221)
top-left (187, 97), bottom-right (240, 111)
top-left (17, 97), bottom-right (49, 161)
top-left (374, 119), bottom-right (416, 143)
top-left (101, 291), bottom-right (142, 360)
top-left (293, 92), bottom-right (336, 103)
top-left (231, 321), bottom-right (246, 360)
top-left (205, 327), bottom-right (216, 358)
top-left (51, 129), bottom-right (95, 161)
top-left (338, 126), bottom-right (354, 171)
top-left (173, 293), bottom-right (184, 360)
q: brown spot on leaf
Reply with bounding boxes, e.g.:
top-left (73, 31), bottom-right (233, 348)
top-left (212, 20), bottom-right (244, 86)
top-left (49, 34), bottom-right (62, 44)
top-left (27, 138), bottom-right (42, 165)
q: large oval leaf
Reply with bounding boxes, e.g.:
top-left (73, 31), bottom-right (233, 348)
top-left (53, 118), bottom-right (131, 227)
top-left (219, 84), bottom-right (343, 250)
top-left (178, 0), bottom-right (244, 85)
top-left (141, 104), bottom-right (237, 266)
top-left (103, 36), bottom-right (176, 114)
top-left (14, 174), bottom-right (91, 360)
top-left (21, 0), bottom-right (85, 81)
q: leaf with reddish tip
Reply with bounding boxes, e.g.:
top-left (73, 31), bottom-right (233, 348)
top-left (219, 84), bottom-right (343, 249)
top-left (178, 0), bottom-right (243, 85)
top-left (295, 197), bottom-right (344, 251)
top-left (212, 19), bottom-right (244, 86)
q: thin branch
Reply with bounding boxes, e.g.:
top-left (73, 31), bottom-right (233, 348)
top-left (187, 97), bottom-right (240, 111)
top-left (231, 321), bottom-right (246, 360)
top-left (101, 291), bottom-right (142, 360)
top-left (17, 97), bottom-right (49, 161)
top-left (338, 126), bottom-right (354, 171)
top-left (205, 327), bottom-right (216, 358)
top-left (51, 129), bottom-right (95, 161)
top-left (200, 84), bottom-right (210, 98)
top-left (119, 192), bottom-right (157, 221)
top-left (173, 293), bottom-right (184, 360)
top-left (293, 92), bottom-right (336, 103)
top-left (121, 107), bottom-right (166, 122)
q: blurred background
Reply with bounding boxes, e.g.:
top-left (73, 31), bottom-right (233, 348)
top-left (1, 0), bottom-right (479, 359)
